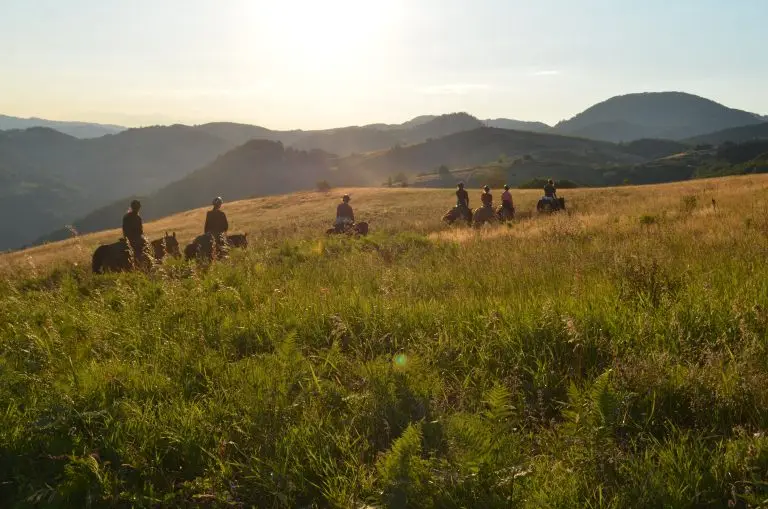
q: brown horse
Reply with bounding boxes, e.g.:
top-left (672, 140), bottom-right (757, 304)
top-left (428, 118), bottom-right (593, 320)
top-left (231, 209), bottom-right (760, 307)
top-left (442, 206), bottom-right (472, 225)
top-left (151, 232), bottom-right (181, 261)
top-left (472, 205), bottom-right (497, 227)
top-left (326, 222), bottom-right (369, 236)
top-left (92, 237), bottom-right (154, 274)
top-left (496, 204), bottom-right (515, 222)
top-left (227, 233), bottom-right (248, 249)
top-left (537, 196), bottom-right (566, 214)
top-left (184, 233), bottom-right (248, 262)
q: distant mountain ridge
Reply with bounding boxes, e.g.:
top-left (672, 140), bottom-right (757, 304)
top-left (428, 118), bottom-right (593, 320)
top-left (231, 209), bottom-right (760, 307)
top-left (6, 90), bottom-right (768, 250)
top-left (554, 92), bottom-right (762, 142)
top-left (39, 126), bottom-right (651, 243)
top-left (0, 114), bottom-right (125, 139)
top-left (686, 122), bottom-right (768, 145)
top-left (484, 118), bottom-right (551, 132)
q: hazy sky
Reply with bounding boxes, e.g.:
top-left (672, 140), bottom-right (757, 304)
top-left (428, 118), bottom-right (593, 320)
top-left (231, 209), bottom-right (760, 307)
top-left (2, 0), bottom-right (766, 129)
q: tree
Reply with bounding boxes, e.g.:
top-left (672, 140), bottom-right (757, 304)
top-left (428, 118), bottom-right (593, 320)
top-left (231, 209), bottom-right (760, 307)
top-left (438, 165), bottom-right (451, 177)
top-left (393, 172), bottom-right (408, 185)
top-left (316, 180), bottom-right (332, 193)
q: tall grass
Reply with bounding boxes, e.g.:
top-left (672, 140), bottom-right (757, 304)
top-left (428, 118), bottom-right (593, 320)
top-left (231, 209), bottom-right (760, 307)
top-left (2, 176), bottom-right (768, 507)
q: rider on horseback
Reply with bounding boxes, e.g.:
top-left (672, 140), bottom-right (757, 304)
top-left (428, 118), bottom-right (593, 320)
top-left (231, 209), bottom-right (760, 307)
top-left (122, 200), bottom-right (146, 259)
top-left (335, 194), bottom-right (354, 228)
top-left (481, 185), bottom-right (493, 208)
top-left (205, 197), bottom-right (229, 236)
top-left (544, 179), bottom-right (557, 201)
top-left (501, 184), bottom-right (513, 211)
top-left (456, 182), bottom-right (469, 209)
top-left (204, 196), bottom-right (229, 251)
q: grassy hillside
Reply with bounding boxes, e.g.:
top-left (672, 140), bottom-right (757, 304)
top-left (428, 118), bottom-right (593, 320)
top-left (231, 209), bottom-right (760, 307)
top-left (2, 176), bottom-right (768, 507)
top-left (34, 128), bottom-right (650, 244)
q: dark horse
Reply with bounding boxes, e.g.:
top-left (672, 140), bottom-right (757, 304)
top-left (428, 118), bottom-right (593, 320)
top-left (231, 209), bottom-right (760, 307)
top-left (536, 196), bottom-right (566, 214)
top-left (92, 237), bottom-right (153, 274)
top-left (496, 204), bottom-right (515, 222)
top-left (151, 232), bottom-right (181, 261)
top-left (184, 233), bottom-right (248, 262)
top-left (325, 221), bottom-right (369, 236)
top-left (442, 205), bottom-right (472, 225)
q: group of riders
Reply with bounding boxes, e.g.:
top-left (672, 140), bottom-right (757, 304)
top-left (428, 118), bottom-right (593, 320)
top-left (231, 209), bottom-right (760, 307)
top-left (120, 196), bottom-right (229, 262)
top-left (110, 178), bottom-right (561, 267)
top-left (448, 178), bottom-right (562, 224)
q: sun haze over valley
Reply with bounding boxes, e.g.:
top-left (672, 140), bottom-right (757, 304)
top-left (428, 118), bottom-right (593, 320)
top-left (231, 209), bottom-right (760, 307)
top-left (2, 1), bottom-right (768, 507)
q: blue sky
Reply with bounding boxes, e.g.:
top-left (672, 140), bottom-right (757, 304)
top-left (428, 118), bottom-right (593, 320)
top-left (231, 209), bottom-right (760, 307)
top-left (1, 0), bottom-right (766, 129)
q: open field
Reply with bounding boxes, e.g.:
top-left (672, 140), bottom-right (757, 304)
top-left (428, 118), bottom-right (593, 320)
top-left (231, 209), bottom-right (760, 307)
top-left (2, 176), bottom-right (768, 507)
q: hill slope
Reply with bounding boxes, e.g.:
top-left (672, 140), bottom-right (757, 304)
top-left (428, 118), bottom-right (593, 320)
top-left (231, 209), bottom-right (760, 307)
top-left (3, 178), bottom-right (768, 508)
top-left (686, 122), bottom-right (768, 145)
top-left (39, 126), bottom-right (647, 242)
top-left (484, 118), bottom-right (551, 132)
top-left (335, 127), bottom-right (644, 185)
top-left (0, 126), bottom-right (237, 250)
top-left (289, 113), bottom-right (484, 155)
top-left (0, 114), bottom-right (125, 138)
top-left (38, 141), bottom-right (334, 243)
top-left (554, 92), bottom-right (762, 142)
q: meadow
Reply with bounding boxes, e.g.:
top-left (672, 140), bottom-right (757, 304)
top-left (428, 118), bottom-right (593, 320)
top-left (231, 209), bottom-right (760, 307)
top-left (2, 177), bottom-right (768, 507)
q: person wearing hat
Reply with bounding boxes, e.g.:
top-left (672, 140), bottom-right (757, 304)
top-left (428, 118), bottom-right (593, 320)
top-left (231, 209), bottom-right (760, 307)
top-left (205, 196), bottom-right (229, 236)
top-left (335, 194), bottom-right (355, 227)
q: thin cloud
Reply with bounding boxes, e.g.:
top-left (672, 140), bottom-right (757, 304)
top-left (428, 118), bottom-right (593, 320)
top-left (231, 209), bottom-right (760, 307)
top-left (530, 70), bottom-right (561, 76)
top-left (419, 83), bottom-right (491, 95)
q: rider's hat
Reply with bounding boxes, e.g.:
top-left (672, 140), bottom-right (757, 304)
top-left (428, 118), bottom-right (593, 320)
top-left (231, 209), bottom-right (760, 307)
top-left (342, 194), bottom-right (351, 202)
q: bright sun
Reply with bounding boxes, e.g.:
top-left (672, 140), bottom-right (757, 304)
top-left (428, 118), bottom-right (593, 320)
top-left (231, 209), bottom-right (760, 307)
top-left (252, 0), bottom-right (393, 67)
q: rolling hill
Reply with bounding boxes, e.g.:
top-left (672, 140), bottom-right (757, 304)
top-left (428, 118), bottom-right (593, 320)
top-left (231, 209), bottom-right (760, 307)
top-left (484, 118), bottom-right (551, 132)
top-left (37, 127), bottom-right (645, 242)
top-left (38, 140), bottom-right (334, 243)
top-left (554, 92), bottom-right (762, 142)
top-left (0, 114), bottom-right (125, 138)
top-left (0, 126), bottom-right (240, 250)
top-left (289, 113), bottom-right (485, 155)
top-left (36, 126), bottom-right (723, 244)
top-left (4, 174), bottom-right (768, 507)
top-left (334, 127), bottom-right (645, 185)
top-left (686, 122), bottom-right (768, 145)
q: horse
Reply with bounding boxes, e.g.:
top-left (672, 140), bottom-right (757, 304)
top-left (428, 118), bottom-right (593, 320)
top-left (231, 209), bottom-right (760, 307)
top-left (92, 237), bottom-right (154, 274)
top-left (496, 204), bottom-right (515, 222)
top-left (442, 205), bottom-right (472, 225)
top-left (184, 232), bottom-right (247, 262)
top-left (472, 205), bottom-right (497, 227)
top-left (151, 232), bottom-right (181, 261)
top-left (325, 222), bottom-right (369, 236)
top-left (227, 233), bottom-right (248, 249)
top-left (537, 196), bottom-right (566, 214)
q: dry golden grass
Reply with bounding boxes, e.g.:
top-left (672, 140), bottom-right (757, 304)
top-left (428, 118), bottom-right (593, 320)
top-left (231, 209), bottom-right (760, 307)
top-left (4, 174), bottom-right (768, 507)
top-left (2, 175), bottom-right (767, 274)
